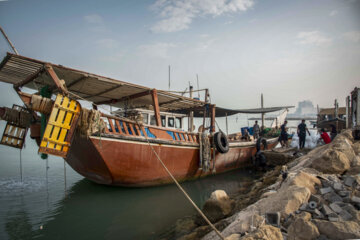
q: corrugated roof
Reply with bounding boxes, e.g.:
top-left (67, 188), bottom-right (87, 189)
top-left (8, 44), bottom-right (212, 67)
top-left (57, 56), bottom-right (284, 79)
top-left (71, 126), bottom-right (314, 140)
top-left (0, 53), bottom-right (205, 112)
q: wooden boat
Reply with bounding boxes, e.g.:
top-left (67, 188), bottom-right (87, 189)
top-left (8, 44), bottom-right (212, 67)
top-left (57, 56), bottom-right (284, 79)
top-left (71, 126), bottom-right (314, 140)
top-left (0, 53), bottom-right (285, 187)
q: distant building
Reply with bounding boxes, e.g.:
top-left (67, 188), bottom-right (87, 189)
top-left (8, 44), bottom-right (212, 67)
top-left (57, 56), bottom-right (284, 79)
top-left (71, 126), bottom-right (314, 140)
top-left (290, 100), bottom-right (317, 117)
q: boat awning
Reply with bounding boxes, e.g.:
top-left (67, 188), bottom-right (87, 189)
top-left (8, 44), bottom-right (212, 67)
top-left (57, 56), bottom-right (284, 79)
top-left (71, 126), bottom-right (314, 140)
top-left (0, 53), bottom-right (206, 112)
top-left (175, 106), bottom-right (294, 117)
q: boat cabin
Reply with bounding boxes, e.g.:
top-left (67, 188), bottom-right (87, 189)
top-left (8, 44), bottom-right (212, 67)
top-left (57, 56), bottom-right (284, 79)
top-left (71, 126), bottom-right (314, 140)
top-left (113, 108), bottom-right (185, 130)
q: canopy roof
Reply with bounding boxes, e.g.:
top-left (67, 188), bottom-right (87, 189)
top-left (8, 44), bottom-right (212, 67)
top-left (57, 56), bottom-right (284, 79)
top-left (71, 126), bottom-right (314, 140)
top-left (0, 53), bottom-right (206, 112)
top-left (176, 106), bottom-right (294, 117)
top-left (0, 53), bottom-right (293, 116)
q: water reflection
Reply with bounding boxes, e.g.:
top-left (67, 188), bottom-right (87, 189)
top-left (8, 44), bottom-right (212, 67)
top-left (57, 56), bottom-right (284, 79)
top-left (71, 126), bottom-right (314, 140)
top-left (35, 170), bottom-right (258, 240)
top-left (5, 210), bottom-right (33, 240)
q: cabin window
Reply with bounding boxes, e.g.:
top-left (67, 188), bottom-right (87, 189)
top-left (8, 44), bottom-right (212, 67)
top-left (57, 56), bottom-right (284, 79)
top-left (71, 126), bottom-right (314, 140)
top-left (168, 117), bottom-right (175, 128)
top-left (150, 115), bottom-right (156, 125)
top-left (161, 116), bottom-right (166, 127)
top-left (142, 113), bottom-right (149, 124)
top-left (175, 117), bottom-right (182, 129)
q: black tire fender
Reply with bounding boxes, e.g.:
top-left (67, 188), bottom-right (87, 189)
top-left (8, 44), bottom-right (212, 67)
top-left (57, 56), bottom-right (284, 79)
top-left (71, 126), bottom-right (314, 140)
top-left (214, 131), bottom-right (229, 154)
top-left (256, 137), bottom-right (268, 152)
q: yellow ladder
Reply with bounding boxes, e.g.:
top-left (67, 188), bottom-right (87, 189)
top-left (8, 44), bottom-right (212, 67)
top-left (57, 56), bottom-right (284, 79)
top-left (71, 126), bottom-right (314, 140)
top-left (39, 94), bottom-right (81, 158)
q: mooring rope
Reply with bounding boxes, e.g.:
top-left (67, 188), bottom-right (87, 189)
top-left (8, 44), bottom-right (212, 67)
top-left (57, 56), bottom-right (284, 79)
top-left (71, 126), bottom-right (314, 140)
top-left (64, 159), bottom-right (67, 197)
top-left (136, 121), bottom-right (225, 240)
top-left (19, 149), bottom-right (23, 182)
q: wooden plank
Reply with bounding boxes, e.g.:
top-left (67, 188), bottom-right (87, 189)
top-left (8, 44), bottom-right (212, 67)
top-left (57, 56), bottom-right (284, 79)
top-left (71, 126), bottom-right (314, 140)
top-left (134, 124), bottom-right (141, 136)
top-left (14, 66), bottom-right (44, 88)
top-left (95, 89), bottom-right (150, 105)
top-left (44, 64), bottom-right (68, 94)
top-left (140, 125), bottom-right (147, 137)
top-left (122, 121), bottom-right (130, 135)
top-left (151, 89), bottom-right (161, 127)
top-left (115, 120), bottom-right (123, 134)
top-left (108, 118), bottom-right (116, 133)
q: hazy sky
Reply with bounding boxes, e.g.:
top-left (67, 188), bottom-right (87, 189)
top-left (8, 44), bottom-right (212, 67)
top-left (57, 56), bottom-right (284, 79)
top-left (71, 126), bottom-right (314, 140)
top-left (0, 0), bottom-right (359, 109)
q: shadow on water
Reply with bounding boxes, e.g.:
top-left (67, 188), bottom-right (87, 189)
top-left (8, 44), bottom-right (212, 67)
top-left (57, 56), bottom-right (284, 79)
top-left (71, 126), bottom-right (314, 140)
top-left (29, 169), bottom-right (259, 240)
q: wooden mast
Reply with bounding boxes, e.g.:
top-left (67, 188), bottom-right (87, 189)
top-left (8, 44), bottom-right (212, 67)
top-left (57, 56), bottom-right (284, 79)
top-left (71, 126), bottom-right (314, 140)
top-left (151, 89), bottom-right (161, 127)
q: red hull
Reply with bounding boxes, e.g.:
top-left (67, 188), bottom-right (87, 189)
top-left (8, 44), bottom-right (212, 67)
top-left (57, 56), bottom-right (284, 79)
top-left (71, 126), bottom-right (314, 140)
top-left (65, 133), bottom-right (278, 187)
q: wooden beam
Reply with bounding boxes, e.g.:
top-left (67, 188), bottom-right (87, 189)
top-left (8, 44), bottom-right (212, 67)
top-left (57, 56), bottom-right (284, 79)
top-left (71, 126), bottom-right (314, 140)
top-left (210, 104), bottom-right (216, 133)
top-left (44, 64), bottom-right (68, 95)
top-left (151, 89), bottom-right (161, 127)
top-left (67, 75), bottom-right (88, 88)
top-left (95, 89), bottom-right (150, 105)
top-left (14, 66), bottom-right (44, 88)
top-left (84, 84), bottom-right (122, 99)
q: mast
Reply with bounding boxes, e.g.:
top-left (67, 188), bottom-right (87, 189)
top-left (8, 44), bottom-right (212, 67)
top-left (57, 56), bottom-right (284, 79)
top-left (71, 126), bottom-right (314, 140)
top-left (0, 26), bottom-right (19, 55)
top-left (261, 93), bottom-right (265, 129)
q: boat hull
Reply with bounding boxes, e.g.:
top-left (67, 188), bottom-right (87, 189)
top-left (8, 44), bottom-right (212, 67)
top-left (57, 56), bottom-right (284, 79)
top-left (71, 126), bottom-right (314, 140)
top-left (65, 133), bottom-right (278, 187)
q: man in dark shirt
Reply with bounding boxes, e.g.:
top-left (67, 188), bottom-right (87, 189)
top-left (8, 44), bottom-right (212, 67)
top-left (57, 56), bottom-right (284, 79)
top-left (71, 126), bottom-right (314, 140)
top-left (280, 120), bottom-right (288, 147)
top-left (297, 119), bottom-right (310, 149)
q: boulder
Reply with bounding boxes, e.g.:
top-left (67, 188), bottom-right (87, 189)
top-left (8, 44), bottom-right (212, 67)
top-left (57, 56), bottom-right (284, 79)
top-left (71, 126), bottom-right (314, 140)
top-left (340, 129), bottom-right (354, 142)
top-left (353, 141), bottom-right (360, 155)
top-left (262, 150), bottom-right (294, 166)
top-left (256, 185), bottom-right (311, 218)
top-left (330, 136), bottom-right (356, 162)
top-left (313, 220), bottom-right (360, 240)
top-left (280, 171), bottom-right (321, 194)
top-left (287, 213), bottom-right (320, 240)
top-left (197, 197), bottom-right (235, 224)
top-left (239, 225), bottom-right (283, 240)
top-left (210, 190), bottom-right (230, 201)
top-left (225, 234), bottom-right (241, 240)
top-left (310, 149), bottom-right (350, 174)
top-left (346, 155), bottom-right (360, 175)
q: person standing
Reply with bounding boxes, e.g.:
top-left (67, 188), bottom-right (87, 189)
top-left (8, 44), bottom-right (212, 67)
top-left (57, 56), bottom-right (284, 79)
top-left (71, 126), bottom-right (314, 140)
top-left (253, 120), bottom-right (260, 140)
top-left (297, 119), bottom-right (311, 149)
top-left (280, 120), bottom-right (288, 147)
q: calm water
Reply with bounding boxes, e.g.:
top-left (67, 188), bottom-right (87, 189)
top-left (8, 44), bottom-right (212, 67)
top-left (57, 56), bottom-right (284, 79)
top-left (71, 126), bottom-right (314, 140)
top-left (0, 113), bottom-right (312, 240)
top-left (0, 126), bottom-right (260, 240)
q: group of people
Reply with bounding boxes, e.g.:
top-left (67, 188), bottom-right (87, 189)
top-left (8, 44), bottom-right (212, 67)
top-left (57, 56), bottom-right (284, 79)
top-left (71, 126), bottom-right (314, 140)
top-left (279, 120), bottom-right (337, 148)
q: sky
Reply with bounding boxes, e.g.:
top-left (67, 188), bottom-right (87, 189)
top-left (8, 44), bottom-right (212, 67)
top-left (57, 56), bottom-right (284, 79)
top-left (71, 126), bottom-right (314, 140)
top-left (0, 0), bottom-right (359, 110)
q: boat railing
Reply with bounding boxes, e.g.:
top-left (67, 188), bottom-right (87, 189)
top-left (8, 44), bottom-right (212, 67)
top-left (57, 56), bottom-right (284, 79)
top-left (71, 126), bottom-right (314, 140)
top-left (101, 113), bottom-right (198, 143)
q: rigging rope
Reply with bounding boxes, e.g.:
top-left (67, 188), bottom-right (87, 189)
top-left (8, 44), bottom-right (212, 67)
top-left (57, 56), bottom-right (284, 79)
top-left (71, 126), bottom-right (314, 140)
top-left (19, 149), bottom-right (23, 182)
top-left (135, 120), bottom-right (225, 240)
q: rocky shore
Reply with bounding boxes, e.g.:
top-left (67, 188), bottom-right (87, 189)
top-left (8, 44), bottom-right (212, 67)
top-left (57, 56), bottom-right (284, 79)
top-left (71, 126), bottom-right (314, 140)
top-left (171, 129), bottom-right (360, 240)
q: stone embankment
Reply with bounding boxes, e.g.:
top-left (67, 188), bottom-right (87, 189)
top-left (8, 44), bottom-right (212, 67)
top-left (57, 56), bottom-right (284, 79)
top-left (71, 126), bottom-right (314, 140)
top-left (175, 129), bottom-right (360, 240)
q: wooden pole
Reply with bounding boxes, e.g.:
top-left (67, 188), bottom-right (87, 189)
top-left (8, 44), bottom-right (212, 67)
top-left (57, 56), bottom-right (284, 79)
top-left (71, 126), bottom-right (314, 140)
top-left (151, 89), bottom-right (161, 127)
top-left (196, 74), bottom-right (200, 98)
top-left (0, 26), bottom-right (19, 55)
top-left (261, 93), bottom-right (265, 129)
top-left (168, 65), bottom-right (171, 91)
top-left (346, 96), bottom-right (350, 129)
top-left (225, 112), bottom-right (228, 135)
top-left (189, 85), bottom-right (194, 132)
top-left (203, 88), bottom-right (209, 130)
top-left (210, 104), bottom-right (216, 133)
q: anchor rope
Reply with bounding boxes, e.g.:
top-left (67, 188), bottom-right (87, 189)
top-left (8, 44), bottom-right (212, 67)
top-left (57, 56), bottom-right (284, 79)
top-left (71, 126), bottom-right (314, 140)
top-left (135, 120), bottom-right (225, 240)
top-left (19, 149), bottom-right (23, 182)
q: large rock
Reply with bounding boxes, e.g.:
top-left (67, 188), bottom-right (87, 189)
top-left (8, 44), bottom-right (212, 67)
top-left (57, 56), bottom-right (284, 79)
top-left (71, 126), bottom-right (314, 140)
top-left (210, 190), bottom-right (229, 201)
top-left (280, 171), bottom-right (321, 194)
top-left (287, 213), bottom-right (320, 240)
top-left (313, 220), bottom-right (360, 240)
top-left (330, 135), bottom-right (356, 162)
top-left (239, 225), bottom-right (283, 240)
top-left (340, 129), bottom-right (354, 142)
top-left (346, 155), bottom-right (360, 175)
top-left (255, 185), bottom-right (311, 217)
top-left (263, 150), bottom-right (294, 166)
top-left (197, 190), bottom-right (235, 224)
top-left (353, 141), bottom-right (360, 155)
top-left (310, 149), bottom-right (350, 174)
